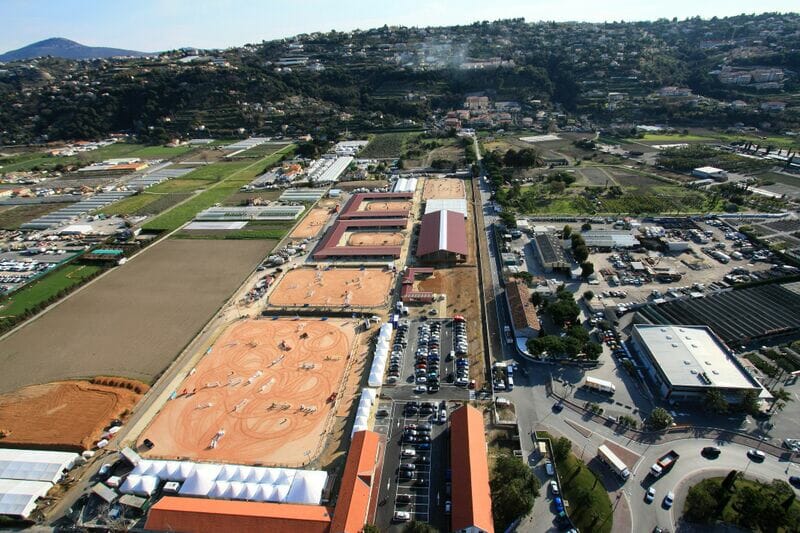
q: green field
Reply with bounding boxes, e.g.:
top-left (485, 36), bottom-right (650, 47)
top-left (633, 132), bottom-right (800, 149)
top-left (0, 264), bottom-right (101, 319)
top-left (359, 132), bottom-right (419, 158)
top-left (143, 144), bottom-right (295, 232)
top-left (0, 143), bottom-right (195, 173)
top-left (637, 133), bottom-right (710, 142)
top-left (0, 203), bottom-right (66, 229)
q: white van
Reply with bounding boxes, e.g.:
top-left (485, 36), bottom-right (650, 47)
top-left (401, 448), bottom-right (417, 457)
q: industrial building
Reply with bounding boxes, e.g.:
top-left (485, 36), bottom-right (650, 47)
top-left (306, 157), bottom-right (353, 184)
top-left (195, 205), bottom-right (305, 221)
top-left (692, 166), bottom-right (728, 181)
top-left (630, 325), bottom-right (766, 404)
top-left (416, 210), bottom-right (468, 264)
top-left (581, 230), bottom-right (640, 250)
top-left (450, 405), bottom-right (494, 533)
top-left (424, 198), bottom-right (468, 217)
top-left (505, 279), bottom-right (540, 338)
top-left (635, 281), bottom-right (800, 348)
top-left (532, 232), bottom-right (569, 271)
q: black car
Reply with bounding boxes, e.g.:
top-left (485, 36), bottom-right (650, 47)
top-left (428, 384), bottom-right (440, 393)
top-left (790, 476), bottom-right (800, 488)
top-left (377, 409), bottom-right (390, 417)
top-left (396, 494), bottom-right (412, 504)
top-left (414, 476), bottom-right (428, 486)
top-left (415, 456), bottom-right (430, 464)
top-left (701, 446), bottom-right (721, 458)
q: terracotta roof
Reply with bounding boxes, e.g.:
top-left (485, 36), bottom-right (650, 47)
top-left (339, 192), bottom-right (412, 219)
top-left (416, 210), bottom-right (468, 258)
top-left (330, 430), bottom-right (383, 533)
top-left (313, 218), bottom-right (406, 259)
top-left (450, 405), bottom-right (494, 533)
top-left (144, 497), bottom-right (332, 533)
top-left (506, 280), bottom-right (539, 331)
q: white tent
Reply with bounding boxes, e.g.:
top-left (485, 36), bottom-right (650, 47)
top-left (271, 484), bottom-right (290, 502)
top-left (361, 388), bottom-right (377, 402)
top-left (356, 405), bottom-right (371, 419)
top-left (178, 464), bottom-right (221, 496)
top-left (0, 449), bottom-right (78, 484)
top-left (120, 474), bottom-right (159, 497)
top-left (0, 479), bottom-right (52, 518)
top-left (287, 470), bottom-right (327, 505)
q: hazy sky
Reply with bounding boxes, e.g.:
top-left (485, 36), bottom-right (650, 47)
top-left (2, 0), bottom-right (798, 52)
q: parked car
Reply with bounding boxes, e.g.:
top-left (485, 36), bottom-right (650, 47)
top-left (663, 491), bottom-right (674, 509)
top-left (645, 487), bottom-right (655, 503)
top-left (545, 462), bottom-right (555, 476)
top-left (550, 480), bottom-right (560, 496)
top-left (701, 446), bottom-right (721, 458)
top-left (413, 385), bottom-right (427, 394)
top-left (393, 511), bottom-right (411, 522)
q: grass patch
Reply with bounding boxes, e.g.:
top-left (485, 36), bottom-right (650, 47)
top-left (146, 178), bottom-right (215, 193)
top-left (0, 264), bottom-right (101, 319)
top-left (0, 203), bottom-right (67, 229)
top-left (101, 194), bottom-right (161, 216)
top-left (359, 132), bottom-right (418, 158)
top-left (637, 133), bottom-right (710, 142)
top-left (0, 143), bottom-right (195, 173)
top-left (143, 145), bottom-right (295, 232)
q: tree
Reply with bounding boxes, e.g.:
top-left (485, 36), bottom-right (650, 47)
top-left (562, 225), bottom-right (573, 239)
top-left (403, 521), bottom-right (438, 533)
top-left (721, 469), bottom-right (740, 492)
top-left (363, 525), bottom-right (381, 533)
top-left (553, 437), bottom-right (572, 462)
top-left (684, 482), bottom-right (718, 523)
top-left (499, 209), bottom-right (517, 228)
top-left (583, 290), bottom-right (595, 301)
top-left (584, 342), bottom-right (603, 360)
top-left (547, 298), bottom-right (580, 328)
top-left (770, 387), bottom-right (792, 413)
top-left (739, 390), bottom-right (761, 417)
top-left (704, 389), bottom-right (729, 414)
top-left (574, 245), bottom-right (589, 263)
top-left (531, 292), bottom-right (544, 307)
top-left (581, 222), bottom-right (592, 231)
top-left (647, 407), bottom-right (674, 430)
top-left (491, 454), bottom-right (540, 531)
top-left (580, 261), bottom-right (594, 279)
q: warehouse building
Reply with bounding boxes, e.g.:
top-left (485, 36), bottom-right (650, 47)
top-left (581, 230), bottom-right (640, 250)
top-left (532, 232), bottom-right (569, 271)
top-left (692, 166), bottom-right (728, 181)
top-left (450, 405), bottom-right (494, 533)
top-left (416, 210), bottom-right (468, 264)
top-left (424, 198), bottom-right (468, 217)
top-left (630, 324), bottom-right (766, 404)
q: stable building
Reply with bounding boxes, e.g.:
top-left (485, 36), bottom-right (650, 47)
top-left (450, 405), bottom-right (494, 533)
top-left (416, 210), bottom-right (468, 264)
top-left (630, 324), bottom-right (767, 404)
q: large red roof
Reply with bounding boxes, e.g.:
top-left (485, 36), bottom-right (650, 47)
top-left (313, 218), bottom-right (407, 259)
top-left (144, 497), bottom-right (332, 533)
top-left (338, 192), bottom-right (412, 220)
top-left (330, 430), bottom-right (383, 533)
top-left (416, 210), bottom-right (468, 258)
top-left (450, 405), bottom-right (494, 533)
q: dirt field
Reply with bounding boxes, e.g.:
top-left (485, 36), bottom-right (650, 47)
top-left (422, 178), bottom-right (466, 200)
top-left (289, 207), bottom-right (333, 239)
top-left (0, 378), bottom-right (146, 450)
top-left (267, 268), bottom-right (394, 309)
top-left (363, 200), bottom-right (412, 212)
top-left (346, 232), bottom-right (404, 247)
top-left (0, 239), bottom-right (271, 393)
top-left (140, 318), bottom-right (360, 466)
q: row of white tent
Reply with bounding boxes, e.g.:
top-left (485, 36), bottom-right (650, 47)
top-left (119, 460), bottom-right (327, 505)
top-left (351, 388), bottom-right (377, 437)
top-left (0, 449), bottom-right (79, 518)
top-left (393, 177), bottom-right (418, 193)
top-left (367, 323), bottom-right (393, 387)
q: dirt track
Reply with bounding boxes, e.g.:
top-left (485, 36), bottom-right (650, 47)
top-left (140, 319), bottom-right (359, 466)
top-left (0, 239), bottom-right (270, 393)
top-left (346, 232), bottom-right (404, 246)
top-left (289, 207), bottom-right (332, 239)
top-left (267, 268), bottom-right (393, 309)
top-left (0, 379), bottom-right (145, 450)
top-left (423, 178), bottom-right (466, 200)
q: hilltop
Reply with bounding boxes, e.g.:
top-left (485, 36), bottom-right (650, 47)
top-left (0, 37), bottom-right (148, 61)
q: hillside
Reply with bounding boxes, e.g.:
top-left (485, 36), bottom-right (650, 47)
top-left (0, 37), bottom-right (148, 61)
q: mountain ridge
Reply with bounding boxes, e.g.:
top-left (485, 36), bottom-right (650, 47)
top-left (0, 37), bottom-right (149, 61)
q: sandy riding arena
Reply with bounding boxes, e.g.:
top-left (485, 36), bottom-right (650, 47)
top-left (140, 319), bottom-right (358, 466)
top-left (363, 200), bottom-right (412, 212)
top-left (290, 208), bottom-right (332, 239)
top-left (423, 178), bottom-right (466, 200)
top-left (0, 378), bottom-right (147, 450)
top-left (346, 232), bottom-right (404, 247)
top-left (267, 268), bottom-right (393, 309)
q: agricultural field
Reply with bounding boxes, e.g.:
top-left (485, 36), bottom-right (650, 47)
top-left (0, 263), bottom-right (102, 320)
top-left (633, 131), bottom-right (800, 149)
top-left (0, 239), bottom-right (272, 393)
top-left (143, 144), bottom-right (294, 232)
top-left (359, 132), bottom-right (419, 158)
top-left (0, 143), bottom-right (196, 173)
top-left (0, 202), bottom-right (68, 229)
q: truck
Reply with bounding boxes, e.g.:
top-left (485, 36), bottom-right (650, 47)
top-left (598, 445), bottom-right (630, 480)
top-left (583, 376), bottom-right (616, 394)
top-left (650, 450), bottom-right (680, 477)
top-left (503, 326), bottom-right (514, 345)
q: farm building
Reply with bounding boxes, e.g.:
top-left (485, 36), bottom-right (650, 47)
top-left (692, 166), bottom-right (728, 181)
top-left (630, 325), bottom-right (767, 404)
top-left (312, 219), bottom-right (407, 260)
top-left (337, 192), bottom-right (412, 220)
top-left (581, 230), bottom-right (639, 250)
top-left (279, 189), bottom-right (326, 202)
top-left (450, 405), bottom-right (494, 533)
top-left (634, 281), bottom-right (800, 348)
top-left (416, 210), bottom-right (468, 264)
top-left (532, 232), bottom-right (569, 271)
top-left (505, 280), bottom-right (540, 338)
top-left (195, 205), bottom-right (305, 221)
top-left (424, 198), bottom-right (468, 217)
top-left (329, 431), bottom-right (383, 533)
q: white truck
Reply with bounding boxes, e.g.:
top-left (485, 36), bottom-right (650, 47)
top-left (583, 376), bottom-right (616, 394)
top-left (597, 444), bottom-right (630, 480)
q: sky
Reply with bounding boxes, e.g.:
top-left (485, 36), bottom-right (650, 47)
top-left (1, 0), bottom-right (799, 53)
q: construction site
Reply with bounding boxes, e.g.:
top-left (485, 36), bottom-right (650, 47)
top-left (139, 318), bottom-right (361, 467)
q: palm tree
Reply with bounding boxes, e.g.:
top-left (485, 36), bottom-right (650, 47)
top-left (770, 387), bottom-right (792, 413)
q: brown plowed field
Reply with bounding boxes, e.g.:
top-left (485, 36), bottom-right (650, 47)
top-left (0, 379), bottom-right (146, 450)
top-left (0, 239), bottom-right (271, 393)
top-left (267, 268), bottom-right (394, 309)
top-left (346, 232), bottom-right (404, 246)
top-left (289, 207), bottom-right (333, 239)
top-left (140, 318), bottom-right (360, 466)
top-left (423, 178), bottom-right (466, 200)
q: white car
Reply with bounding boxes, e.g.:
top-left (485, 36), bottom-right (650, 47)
top-left (550, 480), bottom-right (560, 495)
top-left (663, 491), bottom-right (674, 508)
top-left (413, 385), bottom-right (427, 394)
top-left (645, 486), bottom-right (655, 503)
top-left (393, 511), bottom-right (411, 522)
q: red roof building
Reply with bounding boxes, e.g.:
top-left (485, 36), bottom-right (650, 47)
top-left (330, 430), bottom-right (384, 533)
top-left (450, 405), bottom-right (494, 533)
top-left (144, 498), bottom-right (332, 533)
top-left (312, 218), bottom-right (407, 259)
top-left (338, 192), bottom-right (412, 220)
top-left (505, 279), bottom-right (540, 338)
top-left (416, 210), bottom-right (468, 264)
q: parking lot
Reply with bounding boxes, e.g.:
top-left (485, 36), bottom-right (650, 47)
top-left (373, 398), bottom-right (454, 531)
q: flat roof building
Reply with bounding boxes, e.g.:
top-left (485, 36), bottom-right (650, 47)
top-left (195, 205), bottom-right (305, 221)
top-left (630, 324), bottom-right (766, 404)
top-left (450, 405), bottom-right (494, 533)
top-left (692, 166), bottom-right (728, 181)
top-left (532, 232), bottom-right (569, 272)
top-left (416, 210), bottom-right (468, 264)
top-left (582, 230), bottom-right (639, 250)
top-left (424, 198), bottom-right (468, 217)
